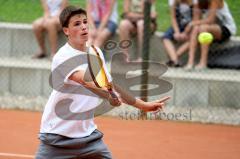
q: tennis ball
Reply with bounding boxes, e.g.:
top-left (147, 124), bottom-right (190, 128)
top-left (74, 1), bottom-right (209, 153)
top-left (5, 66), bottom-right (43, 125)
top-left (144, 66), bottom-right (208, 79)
top-left (198, 32), bottom-right (213, 44)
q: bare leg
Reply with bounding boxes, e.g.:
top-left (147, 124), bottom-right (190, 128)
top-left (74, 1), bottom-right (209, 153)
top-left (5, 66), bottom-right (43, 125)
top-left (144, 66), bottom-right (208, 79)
top-left (163, 39), bottom-right (178, 63)
top-left (32, 17), bottom-right (46, 58)
top-left (45, 17), bottom-right (60, 57)
top-left (196, 24), bottom-right (222, 69)
top-left (94, 28), bottom-right (112, 48)
top-left (135, 20), bottom-right (144, 62)
top-left (119, 19), bottom-right (135, 61)
top-left (186, 25), bottom-right (200, 68)
top-left (176, 41), bottom-right (189, 57)
top-left (196, 44), bottom-right (209, 68)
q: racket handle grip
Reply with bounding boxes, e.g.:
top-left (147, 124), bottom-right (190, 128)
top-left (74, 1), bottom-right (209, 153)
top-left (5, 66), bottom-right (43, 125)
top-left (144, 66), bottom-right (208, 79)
top-left (108, 89), bottom-right (118, 99)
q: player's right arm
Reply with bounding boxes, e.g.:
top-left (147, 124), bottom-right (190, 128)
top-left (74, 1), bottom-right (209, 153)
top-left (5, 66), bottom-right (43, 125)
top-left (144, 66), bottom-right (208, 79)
top-left (69, 70), bottom-right (109, 99)
top-left (69, 70), bottom-right (121, 106)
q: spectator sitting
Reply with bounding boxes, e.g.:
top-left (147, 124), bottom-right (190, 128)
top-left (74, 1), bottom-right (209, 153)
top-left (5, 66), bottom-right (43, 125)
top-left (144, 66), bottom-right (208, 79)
top-left (87, 0), bottom-right (118, 48)
top-left (185, 0), bottom-right (237, 70)
top-left (119, 0), bottom-right (157, 62)
top-left (163, 0), bottom-right (198, 67)
top-left (32, 0), bottom-right (68, 59)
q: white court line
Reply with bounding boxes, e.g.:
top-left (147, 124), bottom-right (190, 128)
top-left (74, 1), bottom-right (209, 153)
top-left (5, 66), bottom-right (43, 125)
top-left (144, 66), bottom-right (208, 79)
top-left (0, 152), bottom-right (34, 158)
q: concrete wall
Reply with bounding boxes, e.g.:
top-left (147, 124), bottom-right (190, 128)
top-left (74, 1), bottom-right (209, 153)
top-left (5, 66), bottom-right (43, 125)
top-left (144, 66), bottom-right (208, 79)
top-left (1, 22), bottom-right (239, 62)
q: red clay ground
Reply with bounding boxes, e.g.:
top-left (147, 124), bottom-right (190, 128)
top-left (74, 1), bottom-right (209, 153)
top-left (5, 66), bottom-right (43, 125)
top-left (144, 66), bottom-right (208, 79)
top-left (0, 109), bottom-right (240, 159)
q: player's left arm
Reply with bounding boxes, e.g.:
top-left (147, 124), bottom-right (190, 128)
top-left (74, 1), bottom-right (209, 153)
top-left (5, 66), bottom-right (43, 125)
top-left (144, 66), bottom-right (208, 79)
top-left (112, 83), bottom-right (170, 112)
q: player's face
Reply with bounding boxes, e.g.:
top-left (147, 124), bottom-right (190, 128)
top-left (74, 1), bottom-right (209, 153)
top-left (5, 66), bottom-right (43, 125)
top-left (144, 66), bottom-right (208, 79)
top-left (64, 14), bottom-right (89, 45)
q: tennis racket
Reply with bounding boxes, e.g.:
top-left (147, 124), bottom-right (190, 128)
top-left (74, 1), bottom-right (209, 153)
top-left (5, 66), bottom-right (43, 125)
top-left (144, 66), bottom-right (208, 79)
top-left (87, 45), bottom-right (118, 99)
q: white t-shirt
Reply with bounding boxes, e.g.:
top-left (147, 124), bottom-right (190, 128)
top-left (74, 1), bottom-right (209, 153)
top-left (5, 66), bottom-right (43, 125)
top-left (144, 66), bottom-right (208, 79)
top-left (168, 0), bottom-right (198, 6)
top-left (40, 43), bottom-right (112, 138)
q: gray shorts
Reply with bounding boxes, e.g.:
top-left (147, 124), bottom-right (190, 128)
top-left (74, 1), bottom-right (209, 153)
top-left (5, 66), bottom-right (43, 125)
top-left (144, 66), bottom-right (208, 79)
top-left (35, 129), bottom-right (112, 159)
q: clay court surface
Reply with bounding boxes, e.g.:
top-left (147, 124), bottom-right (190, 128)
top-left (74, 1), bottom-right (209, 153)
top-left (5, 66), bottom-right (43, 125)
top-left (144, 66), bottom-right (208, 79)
top-left (0, 109), bottom-right (240, 159)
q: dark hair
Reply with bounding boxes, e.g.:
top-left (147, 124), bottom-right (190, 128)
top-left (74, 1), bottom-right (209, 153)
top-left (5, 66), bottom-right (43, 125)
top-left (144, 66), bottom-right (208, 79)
top-left (59, 6), bottom-right (87, 28)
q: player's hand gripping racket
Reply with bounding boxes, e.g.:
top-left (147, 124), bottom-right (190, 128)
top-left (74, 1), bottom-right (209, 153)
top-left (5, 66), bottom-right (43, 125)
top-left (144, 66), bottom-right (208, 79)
top-left (87, 45), bottom-right (119, 100)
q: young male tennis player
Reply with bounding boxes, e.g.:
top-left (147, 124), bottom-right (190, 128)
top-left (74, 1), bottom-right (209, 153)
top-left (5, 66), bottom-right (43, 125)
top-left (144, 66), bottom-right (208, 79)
top-left (36, 6), bottom-right (170, 158)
